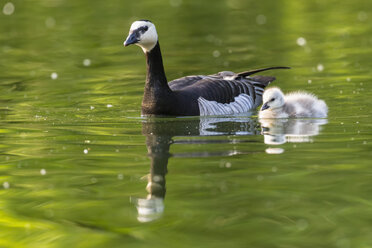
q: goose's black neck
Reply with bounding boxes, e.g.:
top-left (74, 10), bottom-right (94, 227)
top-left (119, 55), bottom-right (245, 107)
top-left (145, 41), bottom-right (170, 91)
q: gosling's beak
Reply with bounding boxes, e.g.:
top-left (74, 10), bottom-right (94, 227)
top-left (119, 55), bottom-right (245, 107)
top-left (124, 32), bottom-right (138, 47)
top-left (261, 102), bottom-right (269, 111)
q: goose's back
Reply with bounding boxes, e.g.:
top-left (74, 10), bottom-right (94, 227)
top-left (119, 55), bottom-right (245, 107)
top-left (168, 75), bottom-right (206, 91)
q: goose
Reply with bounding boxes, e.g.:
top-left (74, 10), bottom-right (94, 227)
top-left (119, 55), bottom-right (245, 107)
top-left (259, 87), bottom-right (328, 118)
top-left (124, 20), bottom-right (290, 116)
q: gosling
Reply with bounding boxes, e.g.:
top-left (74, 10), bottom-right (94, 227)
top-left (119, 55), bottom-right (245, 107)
top-left (259, 87), bottom-right (328, 118)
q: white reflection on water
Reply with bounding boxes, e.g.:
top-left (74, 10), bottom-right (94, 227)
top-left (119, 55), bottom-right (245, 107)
top-left (199, 116), bottom-right (257, 136)
top-left (136, 197), bottom-right (164, 223)
top-left (134, 174), bottom-right (166, 222)
top-left (260, 118), bottom-right (328, 149)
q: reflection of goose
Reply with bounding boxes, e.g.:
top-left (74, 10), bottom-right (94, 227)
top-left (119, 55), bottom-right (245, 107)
top-left (260, 118), bottom-right (328, 145)
top-left (124, 20), bottom-right (289, 116)
top-left (259, 87), bottom-right (328, 118)
top-left (135, 134), bottom-right (169, 222)
top-left (133, 116), bottom-right (260, 222)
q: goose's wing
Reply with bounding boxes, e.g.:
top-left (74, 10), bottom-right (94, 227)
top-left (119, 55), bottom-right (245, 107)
top-left (168, 67), bottom-right (290, 91)
top-left (181, 75), bottom-right (275, 104)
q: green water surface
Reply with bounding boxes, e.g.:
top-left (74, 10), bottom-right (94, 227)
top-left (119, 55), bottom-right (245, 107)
top-left (1, 0), bottom-right (372, 247)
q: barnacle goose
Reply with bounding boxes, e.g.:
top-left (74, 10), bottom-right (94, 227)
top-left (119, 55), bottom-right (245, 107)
top-left (124, 20), bottom-right (290, 116)
top-left (259, 87), bottom-right (328, 118)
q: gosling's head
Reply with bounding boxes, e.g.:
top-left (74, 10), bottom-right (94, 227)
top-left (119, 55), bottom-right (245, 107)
top-left (261, 87), bottom-right (285, 111)
top-left (124, 20), bottom-right (158, 53)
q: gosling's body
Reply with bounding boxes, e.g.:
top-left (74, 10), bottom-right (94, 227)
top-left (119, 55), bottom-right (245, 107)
top-left (124, 20), bottom-right (289, 116)
top-left (259, 87), bottom-right (328, 118)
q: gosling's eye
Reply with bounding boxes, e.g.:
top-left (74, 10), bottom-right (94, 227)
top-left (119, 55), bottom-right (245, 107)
top-left (270, 98), bottom-right (275, 102)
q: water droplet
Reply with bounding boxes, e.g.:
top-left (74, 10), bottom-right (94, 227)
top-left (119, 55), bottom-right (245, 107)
top-left (90, 106), bottom-right (95, 110)
top-left (257, 175), bottom-right (264, 181)
top-left (225, 162), bottom-right (231, 168)
top-left (3, 182), bottom-right (10, 189)
top-left (296, 37), bottom-right (306, 46)
top-left (206, 34), bottom-right (215, 43)
top-left (296, 219), bottom-right (309, 231)
top-left (256, 14), bottom-right (267, 25)
top-left (336, 238), bottom-right (350, 248)
top-left (212, 50), bottom-right (220, 58)
top-left (83, 58), bottom-right (91, 66)
top-left (358, 11), bottom-right (368, 22)
top-left (153, 175), bottom-right (163, 182)
top-left (40, 169), bottom-right (46, 175)
top-left (317, 64), bottom-right (324, 72)
top-left (3, 2), bottom-right (15, 15)
top-left (169, 0), bottom-right (182, 7)
top-left (265, 201), bottom-right (273, 208)
top-left (45, 17), bottom-right (56, 28)
top-left (346, 77), bottom-right (351, 82)
top-left (45, 209), bottom-right (54, 217)
top-left (106, 104), bottom-right (113, 108)
top-left (51, 72), bottom-right (58, 80)
top-left (118, 174), bottom-right (123, 180)
top-left (83, 149), bottom-right (88, 154)
top-left (90, 177), bottom-right (97, 183)
top-left (308, 79), bottom-right (312, 84)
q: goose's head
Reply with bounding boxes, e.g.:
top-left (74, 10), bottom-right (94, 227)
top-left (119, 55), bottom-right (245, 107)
top-left (124, 20), bottom-right (158, 53)
top-left (261, 87), bottom-right (285, 111)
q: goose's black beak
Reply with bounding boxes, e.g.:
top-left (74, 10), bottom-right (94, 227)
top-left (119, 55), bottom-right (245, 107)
top-left (124, 32), bottom-right (139, 46)
top-left (261, 102), bottom-right (269, 111)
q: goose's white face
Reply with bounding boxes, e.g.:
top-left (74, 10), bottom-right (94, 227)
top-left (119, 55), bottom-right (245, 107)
top-left (261, 88), bottom-right (285, 111)
top-left (124, 20), bottom-right (158, 53)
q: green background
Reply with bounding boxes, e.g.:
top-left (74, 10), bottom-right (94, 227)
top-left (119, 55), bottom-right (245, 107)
top-left (1, 0), bottom-right (372, 247)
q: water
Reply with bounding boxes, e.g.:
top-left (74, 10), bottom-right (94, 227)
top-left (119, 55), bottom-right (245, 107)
top-left (1, 0), bottom-right (372, 247)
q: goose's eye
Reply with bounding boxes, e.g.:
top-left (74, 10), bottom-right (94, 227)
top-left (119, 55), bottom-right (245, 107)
top-left (270, 98), bottom-right (275, 102)
top-left (138, 26), bottom-right (148, 34)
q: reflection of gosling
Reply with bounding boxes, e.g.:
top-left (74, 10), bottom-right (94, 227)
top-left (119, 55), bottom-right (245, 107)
top-left (259, 87), bottom-right (328, 118)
